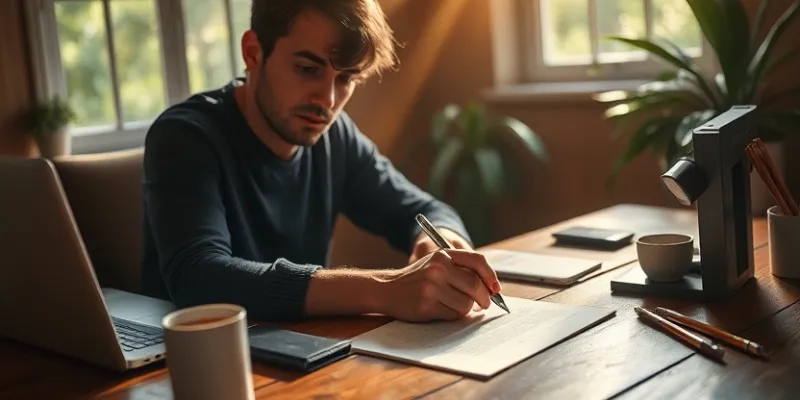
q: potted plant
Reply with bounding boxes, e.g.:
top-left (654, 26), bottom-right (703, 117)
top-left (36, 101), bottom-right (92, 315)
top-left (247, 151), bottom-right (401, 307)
top-left (26, 95), bottom-right (76, 158)
top-left (594, 0), bottom-right (800, 213)
top-left (419, 102), bottom-right (548, 246)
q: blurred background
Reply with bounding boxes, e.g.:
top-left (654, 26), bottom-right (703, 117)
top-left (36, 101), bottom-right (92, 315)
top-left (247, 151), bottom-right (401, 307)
top-left (2, 0), bottom-right (799, 269)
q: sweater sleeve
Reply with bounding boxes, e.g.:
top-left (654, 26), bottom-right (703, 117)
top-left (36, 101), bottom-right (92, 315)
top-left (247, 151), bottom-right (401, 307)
top-left (143, 117), bottom-right (320, 321)
top-left (338, 114), bottom-right (472, 254)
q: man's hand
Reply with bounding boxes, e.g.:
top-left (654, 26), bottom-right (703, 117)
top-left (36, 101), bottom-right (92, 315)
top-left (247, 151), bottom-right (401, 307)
top-left (377, 249), bottom-right (502, 322)
top-left (409, 228), bottom-right (472, 263)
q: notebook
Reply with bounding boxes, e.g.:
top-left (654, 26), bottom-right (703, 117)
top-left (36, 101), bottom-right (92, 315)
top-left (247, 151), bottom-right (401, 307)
top-left (351, 296), bottom-right (614, 379)
top-left (483, 249), bottom-right (602, 285)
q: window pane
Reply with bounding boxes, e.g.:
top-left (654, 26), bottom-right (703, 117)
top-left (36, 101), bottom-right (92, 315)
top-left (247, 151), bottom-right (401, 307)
top-left (597, 0), bottom-right (647, 64)
top-left (653, 0), bottom-right (703, 57)
top-left (230, 0), bottom-right (251, 76)
top-left (111, 0), bottom-right (166, 125)
top-left (540, 0), bottom-right (591, 66)
top-left (55, 0), bottom-right (116, 128)
top-left (183, 0), bottom-right (234, 93)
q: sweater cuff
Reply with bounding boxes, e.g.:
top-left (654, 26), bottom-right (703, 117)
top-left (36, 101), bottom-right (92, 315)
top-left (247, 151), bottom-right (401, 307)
top-left (267, 258), bottom-right (322, 319)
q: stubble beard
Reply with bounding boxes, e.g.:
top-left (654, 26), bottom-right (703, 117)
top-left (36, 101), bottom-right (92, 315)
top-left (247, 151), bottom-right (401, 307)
top-left (254, 74), bottom-right (328, 148)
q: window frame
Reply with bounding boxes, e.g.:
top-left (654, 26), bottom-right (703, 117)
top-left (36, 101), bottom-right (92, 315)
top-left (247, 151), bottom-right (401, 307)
top-left (518, 0), bottom-right (719, 84)
top-left (24, 0), bottom-right (243, 154)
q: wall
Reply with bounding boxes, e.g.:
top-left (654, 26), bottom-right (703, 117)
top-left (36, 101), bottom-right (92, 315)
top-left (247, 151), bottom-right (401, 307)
top-left (0, 0), bottom-right (38, 157)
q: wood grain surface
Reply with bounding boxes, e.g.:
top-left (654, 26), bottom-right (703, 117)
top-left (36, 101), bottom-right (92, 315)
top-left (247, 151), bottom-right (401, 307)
top-left (617, 296), bottom-right (800, 400)
top-left (0, 204), bottom-right (787, 400)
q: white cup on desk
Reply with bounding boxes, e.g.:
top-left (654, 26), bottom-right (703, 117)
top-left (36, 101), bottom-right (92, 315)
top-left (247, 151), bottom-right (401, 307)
top-left (161, 303), bottom-right (255, 400)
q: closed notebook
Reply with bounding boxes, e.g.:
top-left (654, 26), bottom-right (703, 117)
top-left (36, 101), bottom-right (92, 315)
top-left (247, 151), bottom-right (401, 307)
top-left (248, 326), bottom-right (352, 372)
top-left (483, 249), bottom-right (602, 285)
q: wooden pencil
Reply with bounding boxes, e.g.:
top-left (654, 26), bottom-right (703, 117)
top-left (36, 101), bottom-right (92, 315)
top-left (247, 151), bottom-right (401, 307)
top-left (747, 144), bottom-right (792, 215)
top-left (753, 139), bottom-right (799, 216)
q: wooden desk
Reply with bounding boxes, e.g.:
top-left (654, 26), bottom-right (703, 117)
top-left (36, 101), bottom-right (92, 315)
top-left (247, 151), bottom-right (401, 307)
top-left (2, 204), bottom-right (796, 399)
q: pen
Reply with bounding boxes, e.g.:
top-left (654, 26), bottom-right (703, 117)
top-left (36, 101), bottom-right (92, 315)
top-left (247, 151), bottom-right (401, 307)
top-left (634, 307), bottom-right (725, 361)
top-left (415, 214), bottom-right (510, 314)
top-left (654, 307), bottom-right (768, 360)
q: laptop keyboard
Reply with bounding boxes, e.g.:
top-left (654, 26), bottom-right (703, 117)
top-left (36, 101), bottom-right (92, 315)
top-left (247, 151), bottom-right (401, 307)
top-left (112, 317), bottom-right (164, 352)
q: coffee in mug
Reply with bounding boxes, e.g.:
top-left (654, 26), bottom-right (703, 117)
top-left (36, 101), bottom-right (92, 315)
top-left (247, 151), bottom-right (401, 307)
top-left (162, 304), bottom-right (255, 400)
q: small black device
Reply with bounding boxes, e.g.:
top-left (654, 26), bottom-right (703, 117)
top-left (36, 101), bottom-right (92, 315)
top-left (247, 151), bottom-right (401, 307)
top-left (611, 105), bottom-right (757, 300)
top-left (552, 226), bottom-right (635, 250)
top-left (249, 326), bottom-right (351, 373)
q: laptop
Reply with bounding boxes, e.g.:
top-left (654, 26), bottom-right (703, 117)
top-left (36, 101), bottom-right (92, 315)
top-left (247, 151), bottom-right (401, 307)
top-left (0, 157), bottom-right (176, 371)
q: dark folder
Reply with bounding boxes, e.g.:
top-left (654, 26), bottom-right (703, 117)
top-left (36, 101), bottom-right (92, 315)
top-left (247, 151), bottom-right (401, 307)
top-left (248, 326), bottom-right (352, 372)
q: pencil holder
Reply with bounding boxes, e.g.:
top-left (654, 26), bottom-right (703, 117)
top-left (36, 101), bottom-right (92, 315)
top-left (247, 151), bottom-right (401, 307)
top-left (768, 206), bottom-right (800, 279)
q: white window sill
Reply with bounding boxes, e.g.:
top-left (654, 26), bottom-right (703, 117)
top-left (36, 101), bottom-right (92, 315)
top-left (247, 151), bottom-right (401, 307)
top-left (71, 128), bottom-right (147, 155)
top-left (482, 79), bottom-right (650, 105)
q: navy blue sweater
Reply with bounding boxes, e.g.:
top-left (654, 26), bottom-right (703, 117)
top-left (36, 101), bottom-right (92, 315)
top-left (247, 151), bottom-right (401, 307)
top-left (140, 80), bottom-right (470, 321)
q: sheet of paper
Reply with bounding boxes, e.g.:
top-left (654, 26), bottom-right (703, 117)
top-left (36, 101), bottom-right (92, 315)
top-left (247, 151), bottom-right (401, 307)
top-left (351, 296), bottom-right (615, 378)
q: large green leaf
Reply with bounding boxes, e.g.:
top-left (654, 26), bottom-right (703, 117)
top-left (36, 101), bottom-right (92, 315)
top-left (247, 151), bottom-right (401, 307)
top-left (746, 1), bottom-right (800, 100)
top-left (492, 117), bottom-right (548, 163)
top-left (494, 141), bottom-right (521, 198)
top-left (460, 102), bottom-right (487, 150)
top-left (605, 99), bottom-right (687, 143)
top-left (604, 37), bottom-right (693, 70)
top-left (606, 37), bottom-right (720, 108)
top-left (751, 0), bottom-right (771, 53)
top-left (674, 109), bottom-right (717, 148)
top-left (427, 136), bottom-right (464, 199)
top-left (686, 0), bottom-right (727, 66)
top-left (431, 104), bottom-right (460, 150)
top-left (714, 73), bottom-right (728, 103)
top-left (594, 86), bottom-right (706, 109)
top-left (657, 38), bottom-right (694, 67)
top-left (473, 147), bottom-right (505, 200)
top-left (608, 117), bottom-right (680, 186)
top-left (604, 95), bottom-right (687, 121)
top-left (657, 70), bottom-right (679, 82)
top-left (456, 162), bottom-right (491, 246)
top-left (719, 0), bottom-right (750, 98)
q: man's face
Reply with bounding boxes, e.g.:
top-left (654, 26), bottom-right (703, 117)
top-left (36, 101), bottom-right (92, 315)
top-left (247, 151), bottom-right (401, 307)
top-left (249, 9), bottom-right (362, 147)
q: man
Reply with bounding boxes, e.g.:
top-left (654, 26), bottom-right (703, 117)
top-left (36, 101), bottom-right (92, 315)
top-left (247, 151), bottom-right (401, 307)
top-left (141, 0), bottom-right (502, 322)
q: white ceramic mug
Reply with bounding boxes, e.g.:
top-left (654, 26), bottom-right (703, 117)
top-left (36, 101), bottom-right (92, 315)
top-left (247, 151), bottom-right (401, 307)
top-left (161, 304), bottom-right (255, 400)
top-left (636, 233), bottom-right (694, 282)
top-left (768, 206), bottom-right (800, 279)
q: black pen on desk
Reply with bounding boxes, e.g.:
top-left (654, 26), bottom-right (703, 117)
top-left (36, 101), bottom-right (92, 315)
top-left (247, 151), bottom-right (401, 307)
top-left (415, 213), bottom-right (510, 314)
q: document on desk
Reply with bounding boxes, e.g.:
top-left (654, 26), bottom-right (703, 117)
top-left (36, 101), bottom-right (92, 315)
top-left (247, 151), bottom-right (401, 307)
top-left (351, 296), bottom-right (615, 379)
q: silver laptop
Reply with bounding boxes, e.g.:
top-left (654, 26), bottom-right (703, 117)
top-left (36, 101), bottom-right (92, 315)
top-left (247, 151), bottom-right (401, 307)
top-left (0, 157), bottom-right (175, 371)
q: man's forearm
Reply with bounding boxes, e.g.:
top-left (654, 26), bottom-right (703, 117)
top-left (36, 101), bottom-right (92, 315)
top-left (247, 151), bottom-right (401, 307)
top-left (304, 268), bottom-right (390, 316)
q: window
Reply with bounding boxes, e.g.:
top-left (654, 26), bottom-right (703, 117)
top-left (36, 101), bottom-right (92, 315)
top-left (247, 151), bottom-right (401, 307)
top-left (521, 0), bottom-right (715, 82)
top-left (26, 0), bottom-right (251, 154)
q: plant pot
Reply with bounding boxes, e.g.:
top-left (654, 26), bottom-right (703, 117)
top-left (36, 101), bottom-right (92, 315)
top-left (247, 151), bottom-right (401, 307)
top-left (36, 130), bottom-right (71, 159)
top-left (750, 140), bottom-right (784, 216)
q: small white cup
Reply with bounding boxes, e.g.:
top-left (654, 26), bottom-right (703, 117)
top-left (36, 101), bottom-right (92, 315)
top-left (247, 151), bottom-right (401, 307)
top-left (768, 206), bottom-right (800, 279)
top-left (162, 304), bottom-right (255, 400)
top-left (636, 233), bottom-right (694, 282)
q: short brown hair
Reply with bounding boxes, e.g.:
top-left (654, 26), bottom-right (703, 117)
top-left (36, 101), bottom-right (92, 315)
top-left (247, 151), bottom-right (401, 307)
top-left (250, 0), bottom-right (399, 78)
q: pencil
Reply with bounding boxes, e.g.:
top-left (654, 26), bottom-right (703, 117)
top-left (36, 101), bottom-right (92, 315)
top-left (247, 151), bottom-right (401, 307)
top-left (654, 307), bottom-right (768, 360)
top-left (746, 141), bottom-right (799, 216)
top-left (635, 307), bottom-right (725, 361)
